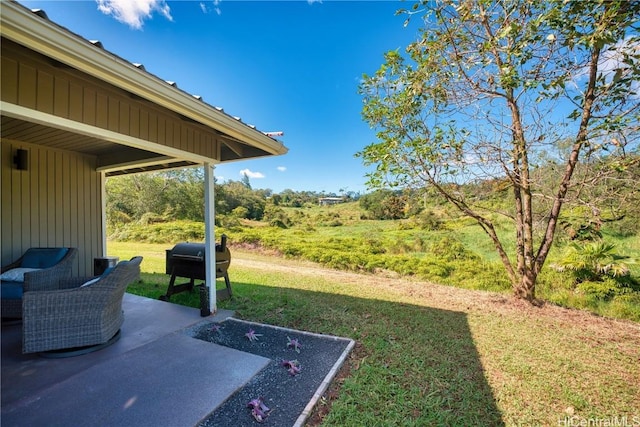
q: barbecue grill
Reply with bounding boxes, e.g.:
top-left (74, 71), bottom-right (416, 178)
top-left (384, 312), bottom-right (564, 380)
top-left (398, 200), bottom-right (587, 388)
top-left (161, 235), bottom-right (231, 303)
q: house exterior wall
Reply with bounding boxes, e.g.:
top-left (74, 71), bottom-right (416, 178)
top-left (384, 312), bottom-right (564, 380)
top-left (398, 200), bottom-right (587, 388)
top-left (1, 139), bottom-right (103, 276)
top-left (1, 38), bottom-right (220, 160)
top-left (0, 38), bottom-right (223, 277)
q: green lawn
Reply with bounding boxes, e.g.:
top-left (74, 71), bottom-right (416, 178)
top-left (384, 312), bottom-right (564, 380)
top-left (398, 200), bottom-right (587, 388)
top-left (110, 241), bottom-right (640, 426)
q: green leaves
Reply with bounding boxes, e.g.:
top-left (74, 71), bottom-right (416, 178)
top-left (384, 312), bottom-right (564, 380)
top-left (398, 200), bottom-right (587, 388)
top-left (358, 0), bottom-right (640, 300)
top-left (554, 241), bottom-right (633, 283)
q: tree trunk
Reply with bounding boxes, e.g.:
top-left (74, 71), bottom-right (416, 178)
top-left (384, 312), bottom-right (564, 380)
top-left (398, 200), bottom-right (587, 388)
top-left (513, 270), bottom-right (536, 302)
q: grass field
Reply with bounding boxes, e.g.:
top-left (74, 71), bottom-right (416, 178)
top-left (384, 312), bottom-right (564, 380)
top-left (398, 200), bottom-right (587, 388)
top-left (109, 241), bottom-right (640, 426)
top-left (109, 200), bottom-right (640, 321)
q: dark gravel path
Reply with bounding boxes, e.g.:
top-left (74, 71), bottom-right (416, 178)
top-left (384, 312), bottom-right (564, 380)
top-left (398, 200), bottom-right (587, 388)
top-left (188, 318), bottom-right (353, 427)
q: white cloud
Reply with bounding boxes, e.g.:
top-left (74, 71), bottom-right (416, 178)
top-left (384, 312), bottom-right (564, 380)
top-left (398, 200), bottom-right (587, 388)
top-left (308, 0), bottom-right (322, 4)
top-left (572, 37), bottom-right (639, 98)
top-left (213, 0), bottom-right (222, 15)
top-left (96, 0), bottom-right (173, 30)
top-left (240, 169), bottom-right (265, 179)
top-left (277, 166), bottom-right (287, 172)
top-left (200, 0), bottom-right (222, 16)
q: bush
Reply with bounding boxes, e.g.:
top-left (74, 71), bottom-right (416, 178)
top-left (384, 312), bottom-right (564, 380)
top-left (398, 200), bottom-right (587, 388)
top-left (413, 210), bottom-right (442, 231)
top-left (109, 220), bottom-right (204, 243)
top-left (216, 214), bottom-right (242, 230)
top-left (139, 212), bottom-right (166, 225)
top-left (416, 262), bottom-right (452, 278)
top-left (363, 239), bottom-right (386, 255)
top-left (107, 210), bottom-right (132, 227)
top-left (231, 206), bottom-right (250, 219)
top-left (553, 241), bottom-right (632, 283)
top-left (264, 205), bottom-right (292, 228)
top-left (576, 279), bottom-right (623, 300)
top-left (605, 294), bottom-right (640, 322)
top-left (603, 216), bottom-right (640, 238)
top-left (430, 236), bottom-right (478, 261)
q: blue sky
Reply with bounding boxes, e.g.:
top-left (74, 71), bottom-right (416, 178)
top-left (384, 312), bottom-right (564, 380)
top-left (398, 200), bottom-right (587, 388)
top-left (17, 0), bottom-right (421, 194)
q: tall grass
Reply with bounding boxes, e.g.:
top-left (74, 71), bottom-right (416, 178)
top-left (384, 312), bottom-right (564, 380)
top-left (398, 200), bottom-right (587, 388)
top-left (108, 202), bottom-right (640, 322)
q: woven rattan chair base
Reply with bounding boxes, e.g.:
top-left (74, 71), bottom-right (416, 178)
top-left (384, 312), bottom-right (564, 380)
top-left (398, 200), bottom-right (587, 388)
top-left (38, 330), bottom-right (121, 359)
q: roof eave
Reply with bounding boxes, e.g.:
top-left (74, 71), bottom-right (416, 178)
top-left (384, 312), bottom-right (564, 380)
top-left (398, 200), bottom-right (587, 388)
top-left (0, 1), bottom-right (288, 158)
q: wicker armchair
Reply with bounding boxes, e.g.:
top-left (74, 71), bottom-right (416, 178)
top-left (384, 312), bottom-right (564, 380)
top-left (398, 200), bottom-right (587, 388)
top-left (22, 256), bottom-right (142, 355)
top-left (1, 248), bottom-right (78, 319)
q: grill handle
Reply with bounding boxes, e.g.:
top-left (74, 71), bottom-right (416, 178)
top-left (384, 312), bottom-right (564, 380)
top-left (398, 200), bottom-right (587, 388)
top-left (171, 254), bottom-right (204, 262)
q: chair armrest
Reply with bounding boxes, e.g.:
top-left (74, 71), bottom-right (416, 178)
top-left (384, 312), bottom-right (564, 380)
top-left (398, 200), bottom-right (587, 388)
top-left (23, 268), bottom-right (68, 292)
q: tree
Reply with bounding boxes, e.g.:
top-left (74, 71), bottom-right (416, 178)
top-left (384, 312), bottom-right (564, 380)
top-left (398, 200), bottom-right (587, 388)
top-left (218, 180), bottom-right (266, 220)
top-left (106, 168), bottom-right (206, 225)
top-left (358, 0), bottom-right (640, 301)
top-left (241, 172), bottom-right (252, 189)
top-left (359, 189), bottom-right (408, 220)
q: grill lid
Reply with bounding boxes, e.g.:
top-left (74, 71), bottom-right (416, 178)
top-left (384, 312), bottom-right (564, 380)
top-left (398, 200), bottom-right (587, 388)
top-left (168, 242), bottom-right (205, 260)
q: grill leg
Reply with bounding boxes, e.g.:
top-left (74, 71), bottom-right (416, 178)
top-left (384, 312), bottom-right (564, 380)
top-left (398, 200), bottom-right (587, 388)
top-left (159, 273), bottom-right (179, 301)
top-left (224, 273), bottom-right (232, 297)
top-left (160, 270), bottom-right (197, 301)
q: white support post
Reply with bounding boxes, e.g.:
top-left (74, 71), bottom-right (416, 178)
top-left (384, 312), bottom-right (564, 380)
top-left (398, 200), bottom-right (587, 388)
top-left (100, 171), bottom-right (107, 256)
top-left (204, 163), bottom-right (217, 314)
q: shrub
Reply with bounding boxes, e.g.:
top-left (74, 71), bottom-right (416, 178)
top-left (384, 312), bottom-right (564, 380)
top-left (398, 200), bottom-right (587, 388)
top-left (603, 216), bottom-right (640, 238)
top-left (217, 214), bottom-right (242, 230)
top-left (362, 239), bottom-right (386, 255)
top-left (108, 220), bottom-right (204, 243)
top-left (576, 279), bottom-right (623, 300)
top-left (107, 210), bottom-right (132, 227)
top-left (430, 236), bottom-right (478, 261)
top-left (553, 241), bottom-right (631, 283)
top-left (606, 294), bottom-right (640, 322)
top-left (413, 210), bottom-right (442, 231)
top-left (231, 206), bottom-right (250, 219)
top-left (263, 205), bottom-right (291, 228)
top-left (139, 212), bottom-right (166, 225)
top-left (412, 235), bottom-right (427, 252)
top-left (416, 262), bottom-right (452, 278)
top-left (359, 190), bottom-right (408, 220)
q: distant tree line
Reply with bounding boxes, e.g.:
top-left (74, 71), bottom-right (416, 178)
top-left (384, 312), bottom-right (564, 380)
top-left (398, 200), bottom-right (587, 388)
top-left (358, 156), bottom-right (640, 238)
top-left (106, 155), bottom-right (639, 242)
top-left (105, 168), bottom-right (357, 226)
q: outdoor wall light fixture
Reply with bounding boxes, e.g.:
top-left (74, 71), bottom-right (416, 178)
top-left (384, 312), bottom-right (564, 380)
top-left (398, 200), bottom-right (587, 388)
top-left (14, 148), bottom-right (28, 171)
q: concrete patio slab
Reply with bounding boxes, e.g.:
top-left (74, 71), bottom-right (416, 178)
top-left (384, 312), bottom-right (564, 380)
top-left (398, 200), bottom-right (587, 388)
top-left (3, 333), bottom-right (269, 427)
top-left (1, 293), bottom-right (266, 427)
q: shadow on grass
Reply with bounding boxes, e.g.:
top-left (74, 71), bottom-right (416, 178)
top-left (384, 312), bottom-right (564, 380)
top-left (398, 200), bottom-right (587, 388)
top-left (215, 280), bottom-right (504, 426)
